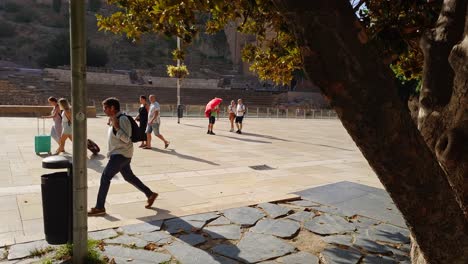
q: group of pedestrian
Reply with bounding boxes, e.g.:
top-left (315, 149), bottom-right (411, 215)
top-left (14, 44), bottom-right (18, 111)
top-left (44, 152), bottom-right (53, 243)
top-left (135, 95), bottom-right (170, 149)
top-left (210, 98), bottom-right (246, 135)
top-left (41, 97), bottom-right (73, 155)
top-left (42, 95), bottom-right (247, 216)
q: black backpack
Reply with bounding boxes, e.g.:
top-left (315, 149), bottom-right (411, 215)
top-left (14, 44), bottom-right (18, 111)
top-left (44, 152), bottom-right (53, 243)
top-left (117, 114), bottom-right (144, 143)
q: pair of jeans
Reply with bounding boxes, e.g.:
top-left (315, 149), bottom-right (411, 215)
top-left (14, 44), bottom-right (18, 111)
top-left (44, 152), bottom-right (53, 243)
top-left (96, 154), bottom-right (153, 209)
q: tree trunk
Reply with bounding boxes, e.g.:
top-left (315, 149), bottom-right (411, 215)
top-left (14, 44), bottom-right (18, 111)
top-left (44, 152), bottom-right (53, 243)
top-left (272, 0), bottom-right (468, 263)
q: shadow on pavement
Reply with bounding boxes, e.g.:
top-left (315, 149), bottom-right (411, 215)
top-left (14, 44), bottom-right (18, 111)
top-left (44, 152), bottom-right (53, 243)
top-left (149, 148), bottom-right (220, 166)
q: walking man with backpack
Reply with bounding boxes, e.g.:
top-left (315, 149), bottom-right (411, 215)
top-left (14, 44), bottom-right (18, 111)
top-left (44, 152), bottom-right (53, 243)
top-left (88, 97), bottom-right (158, 216)
top-left (145, 94), bottom-right (170, 149)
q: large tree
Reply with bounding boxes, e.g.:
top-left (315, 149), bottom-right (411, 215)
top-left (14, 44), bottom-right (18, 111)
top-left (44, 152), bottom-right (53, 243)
top-left (97, 0), bottom-right (467, 263)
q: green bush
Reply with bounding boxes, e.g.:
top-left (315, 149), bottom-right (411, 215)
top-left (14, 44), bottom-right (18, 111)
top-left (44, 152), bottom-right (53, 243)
top-left (13, 8), bottom-right (37, 23)
top-left (4, 2), bottom-right (21, 12)
top-left (87, 45), bottom-right (109, 67)
top-left (52, 0), bottom-right (62, 13)
top-left (88, 0), bottom-right (101, 12)
top-left (0, 22), bottom-right (16, 38)
top-left (38, 33), bottom-right (108, 67)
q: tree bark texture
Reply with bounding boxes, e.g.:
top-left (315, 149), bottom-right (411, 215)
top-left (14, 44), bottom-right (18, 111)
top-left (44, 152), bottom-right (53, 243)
top-left (419, 0), bottom-right (468, 216)
top-left (272, 0), bottom-right (468, 263)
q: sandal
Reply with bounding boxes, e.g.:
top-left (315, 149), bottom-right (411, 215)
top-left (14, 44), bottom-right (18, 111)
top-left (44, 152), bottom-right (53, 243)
top-left (143, 146), bottom-right (152, 149)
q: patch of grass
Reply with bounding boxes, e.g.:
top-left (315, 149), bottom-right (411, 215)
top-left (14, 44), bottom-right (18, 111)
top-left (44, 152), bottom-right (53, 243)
top-left (30, 246), bottom-right (54, 258)
top-left (41, 258), bottom-right (53, 264)
top-left (54, 240), bottom-right (106, 264)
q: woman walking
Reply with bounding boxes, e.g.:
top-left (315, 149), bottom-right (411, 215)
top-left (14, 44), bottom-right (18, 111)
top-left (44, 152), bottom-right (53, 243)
top-left (55, 98), bottom-right (72, 155)
top-left (228, 100), bottom-right (236, 132)
top-left (135, 95), bottom-right (149, 148)
top-left (42, 97), bottom-right (62, 144)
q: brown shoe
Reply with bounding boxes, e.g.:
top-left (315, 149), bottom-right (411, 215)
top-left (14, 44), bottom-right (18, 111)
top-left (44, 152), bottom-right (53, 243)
top-left (145, 193), bottom-right (158, 208)
top-left (87, 207), bottom-right (106, 216)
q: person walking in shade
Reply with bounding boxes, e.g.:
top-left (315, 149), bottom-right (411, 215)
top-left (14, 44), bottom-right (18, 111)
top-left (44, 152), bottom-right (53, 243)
top-left (88, 97), bottom-right (158, 216)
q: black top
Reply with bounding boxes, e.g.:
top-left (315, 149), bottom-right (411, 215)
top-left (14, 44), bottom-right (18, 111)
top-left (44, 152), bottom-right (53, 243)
top-left (138, 104), bottom-right (148, 125)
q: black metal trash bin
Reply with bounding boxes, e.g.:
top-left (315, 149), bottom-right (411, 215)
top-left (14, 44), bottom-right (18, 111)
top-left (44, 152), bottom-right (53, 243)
top-left (177, 104), bottom-right (184, 118)
top-left (41, 156), bottom-right (72, 245)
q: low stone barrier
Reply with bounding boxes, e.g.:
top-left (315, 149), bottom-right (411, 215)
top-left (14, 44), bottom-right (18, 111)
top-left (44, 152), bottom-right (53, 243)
top-left (0, 105), bottom-right (97, 117)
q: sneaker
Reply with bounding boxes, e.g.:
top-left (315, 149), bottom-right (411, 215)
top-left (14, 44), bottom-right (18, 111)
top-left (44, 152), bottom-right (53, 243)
top-left (145, 193), bottom-right (158, 208)
top-left (87, 207), bottom-right (106, 217)
top-left (207, 131), bottom-right (210, 134)
top-left (229, 128), bottom-right (234, 132)
top-left (238, 130), bottom-right (242, 134)
top-left (210, 131), bottom-right (216, 135)
top-left (164, 142), bottom-right (170, 149)
top-left (236, 130), bottom-right (240, 134)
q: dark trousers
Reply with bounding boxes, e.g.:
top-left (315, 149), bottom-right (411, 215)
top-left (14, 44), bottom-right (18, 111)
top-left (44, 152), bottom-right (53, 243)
top-left (96, 154), bottom-right (153, 209)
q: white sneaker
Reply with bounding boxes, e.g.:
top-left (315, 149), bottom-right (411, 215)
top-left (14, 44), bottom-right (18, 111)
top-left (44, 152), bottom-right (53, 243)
top-left (230, 128), bottom-right (234, 132)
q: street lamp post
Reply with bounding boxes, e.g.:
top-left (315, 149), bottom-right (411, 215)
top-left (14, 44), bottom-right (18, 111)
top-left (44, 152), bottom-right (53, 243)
top-left (177, 36), bottom-right (181, 124)
top-left (70, 1), bottom-right (88, 263)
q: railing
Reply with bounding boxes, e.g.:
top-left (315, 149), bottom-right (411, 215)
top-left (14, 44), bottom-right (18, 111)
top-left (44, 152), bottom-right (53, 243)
top-left (95, 104), bottom-right (338, 119)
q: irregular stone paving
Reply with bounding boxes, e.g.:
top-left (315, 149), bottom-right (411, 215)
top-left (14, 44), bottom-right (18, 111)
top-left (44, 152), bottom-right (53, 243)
top-left (222, 207), bottom-right (265, 227)
top-left (178, 234), bottom-right (206, 246)
top-left (204, 225), bottom-right (242, 240)
top-left (212, 233), bottom-right (296, 263)
top-left (257, 203), bottom-right (291, 219)
top-left (304, 214), bottom-right (356, 235)
top-left (3, 187), bottom-right (411, 264)
top-left (250, 219), bottom-right (300, 238)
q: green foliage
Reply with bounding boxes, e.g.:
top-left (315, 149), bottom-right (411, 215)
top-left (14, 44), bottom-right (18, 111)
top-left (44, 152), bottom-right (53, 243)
top-left (88, 0), bottom-right (102, 12)
top-left (0, 21), bottom-right (16, 38)
top-left (172, 49), bottom-right (185, 61)
top-left (30, 246), bottom-right (53, 258)
top-left (54, 240), bottom-right (105, 263)
top-left (96, 0), bottom-right (301, 84)
top-left (52, 0), bottom-right (62, 13)
top-left (87, 45), bottom-right (109, 67)
top-left (41, 259), bottom-right (53, 264)
top-left (4, 2), bottom-right (21, 13)
top-left (13, 8), bottom-right (37, 23)
top-left (167, 64), bottom-right (189, 78)
top-left (96, 0), bottom-right (441, 87)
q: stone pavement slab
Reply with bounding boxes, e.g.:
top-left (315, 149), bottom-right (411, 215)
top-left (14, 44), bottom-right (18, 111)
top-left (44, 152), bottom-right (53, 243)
top-left (204, 225), bottom-right (242, 240)
top-left (103, 245), bottom-right (171, 263)
top-left (222, 207), bottom-right (265, 227)
top-left (304, 214), bottom-right (356, 235)
top-left (166, 241), bottom-right (220, 264)
top-left (212, 232), bottom-right (296, 263)
top-left (257, 203), bottom-right (291, 219)
top-left (277, 252), bottom-right (319, 264)
top-left (178, 233), bottom-right (206, 246)
top-left (250, 219), bottom-right (300, 238)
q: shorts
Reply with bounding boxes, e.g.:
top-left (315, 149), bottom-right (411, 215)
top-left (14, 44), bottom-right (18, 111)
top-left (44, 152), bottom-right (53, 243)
top-left (209, 116), bottom-right (216, 124)
top-left (145, 123), bottom-right (160, 136)
top-left (229, 113), bottom-right (236, 121)
top-left (235, 116), bottom-right (244, 124)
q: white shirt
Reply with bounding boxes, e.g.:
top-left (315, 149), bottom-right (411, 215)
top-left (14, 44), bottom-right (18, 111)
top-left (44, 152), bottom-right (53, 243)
top-left (236, 104), bottom-right (245, 117)
top-left (228, 105), bottom-right (236, 114)
top-left (108, 112), bottom-right (133, 158)
top-left (148, 101), bottom-right (161, 124)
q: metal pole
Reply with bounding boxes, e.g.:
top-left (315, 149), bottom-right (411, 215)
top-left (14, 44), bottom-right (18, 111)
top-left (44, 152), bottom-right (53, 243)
top-left (177, 37), bottom-right (181, 124)
top-left (70, 0), bottom-right (87, 263)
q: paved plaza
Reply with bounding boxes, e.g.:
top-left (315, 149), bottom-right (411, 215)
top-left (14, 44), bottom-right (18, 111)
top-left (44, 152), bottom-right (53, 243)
top-left (0, 116), bottom-right (395, 260)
